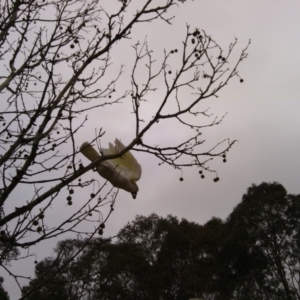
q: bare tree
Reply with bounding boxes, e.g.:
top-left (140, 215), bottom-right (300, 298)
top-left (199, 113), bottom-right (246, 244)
top-left (0, 0), bottom-right (250, 297)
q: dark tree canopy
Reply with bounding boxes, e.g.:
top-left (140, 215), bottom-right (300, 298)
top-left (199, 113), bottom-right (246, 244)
top-left (22, 215), bottom-right (221, 300)
top-left (223, 182), bottom-right (300, 300)
top-left (21, 182), bottom-right (300, 300)
top-left (0, 277), bottom-right (10, 300)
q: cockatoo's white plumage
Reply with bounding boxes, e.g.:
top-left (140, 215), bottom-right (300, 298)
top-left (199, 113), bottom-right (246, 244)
top-left (80, 139), bottom-right (141, 199)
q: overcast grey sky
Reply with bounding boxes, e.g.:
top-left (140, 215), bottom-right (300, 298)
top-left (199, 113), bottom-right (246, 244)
top-left (100, 0), bottom-right (300, 234)
top-left (3, 0), bottom-right (300, 298)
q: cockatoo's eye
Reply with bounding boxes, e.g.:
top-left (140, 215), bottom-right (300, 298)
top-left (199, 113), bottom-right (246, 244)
top-left (131, 192), bottom-right (137, 199)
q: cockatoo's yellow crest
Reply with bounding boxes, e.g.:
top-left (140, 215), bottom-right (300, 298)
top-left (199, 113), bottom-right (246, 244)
top-left (80, 139), bottom-right (141, 199)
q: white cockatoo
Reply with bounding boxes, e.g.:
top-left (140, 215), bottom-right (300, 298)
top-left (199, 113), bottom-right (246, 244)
top-left (80, 139), bottom-right (142, 199)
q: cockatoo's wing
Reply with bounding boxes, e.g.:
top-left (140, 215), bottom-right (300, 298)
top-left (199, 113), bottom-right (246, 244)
top-left (107, 139), bottom-right (142, 181)
top-left (96, 163), bottom-right (136, 193)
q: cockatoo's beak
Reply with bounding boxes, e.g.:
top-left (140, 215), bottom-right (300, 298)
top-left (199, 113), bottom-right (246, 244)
top-left (80, 140), bottom-right (142, 197)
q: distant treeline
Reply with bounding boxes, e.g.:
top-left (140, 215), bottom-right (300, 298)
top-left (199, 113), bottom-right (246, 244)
top-left (21, 182), bottom-right (300, 300)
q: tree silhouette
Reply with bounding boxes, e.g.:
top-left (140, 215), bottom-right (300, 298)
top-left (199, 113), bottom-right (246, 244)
top-left (22, 215), bottom-right (216, 300)
top-left (22, 183), bottom-right (300, 299)
top-left (0, 0), bottom-right (249, 296)
top-left (224, 182), bottom-right (300, 299)
top-left (0, 277), bottom-right (10, 300)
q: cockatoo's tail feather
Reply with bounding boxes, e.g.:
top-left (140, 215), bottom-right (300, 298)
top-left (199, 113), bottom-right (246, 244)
top-left (80, 142), bottom-right (101, 162)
